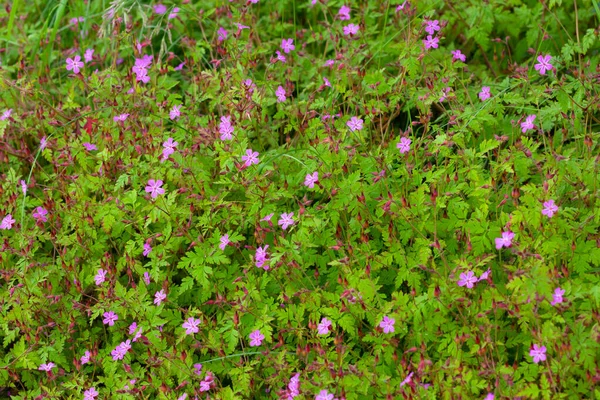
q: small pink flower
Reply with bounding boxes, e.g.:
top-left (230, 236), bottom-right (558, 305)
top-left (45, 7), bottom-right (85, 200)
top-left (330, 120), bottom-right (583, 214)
top-left (20, 180), bottom-right (27, 195)
top-left (40, 136), bottom-right (48, 150)
top-left (110, 340), bottom-right (131, 361)
top-left (38, 362), bottom-right (55, 372)
top-left (83, 142), bottom-right (97, 151)
top-left (80, 350), bottom-right (91, 365)
top-left (495, 231), bottom-right (515, 250)
top-left (219, 234), bottom-right (229, 251)
top-left (278, 212), bottom-right (295, 230)
top-left (424, 19), bottom-right (440, 35)
top-left (219, 115), bottom-right (234, 140)
top-left (534, 54), bottom-right (553, 75)
top-left (241, 149), bottom-right (260, 167)
top-left (128, 322), bottom-right (138, 335)
top-left (484, 393), bottom-right (494, 400)
top-left (66, 55), bottom-right (84, 74)
top-left (520, 114), bottom-right (536, 133)
top-left (261, 213), bottom-right (274, 222)
top-left (542, 199), bottom-right (558, 218)
top-left (457, 271), bottom-right (478, 288)
top-left (338, 5), bottom-right (351, 20)
top-left (347, 116), bottom-right (363, 132)
top-left (315, 389), bottom-right (334, 400)
top-left (170, 105), bottom-right (181, 120)
top-left (274, 51), bottom-right (286, 63)
top-left (423, 35), bottom-right (439, 50)
top-left (478, 269), bottom-right (491, 281)
top-left (276, 86), bottom-right (287, 102)
top-left (550, 287), bottom-right (565, 306)
top-left (317, 317), bottom-right (332, 335)
top-left (83, 387), bottom-right (99, 400)
top-left (84, 48), bottom-right (94, 63)
top-left (304, 172), bottom-right (319, 188)
top-left (161, 138), bottom-right (178, 161)
top-left (249, 329), bottom-right (265, 346)
top-left (0, 109), bottom-right (13, 121)
top-left (183, 317), bottom-right (201, 335)
top-left (113, 113), bottom-right (129, 122)
top-left (397, 137), bottom-right (411, 154)
top-left (95, 269), bottom-right (107, 286)
top-left (479, 86), bottom-right (491, 101)
top-left (143, 243), bottom-right (152, 256)
top-left (343, 24), bottom-right (359, 36)
top-left (103, 311), bottom-right (118, 326)
top-left (400, 371), bottom-right (413, 387)
top-left (281, 38), bottom-right (295, 54)
top-left (217, 27), bottom-right (228, 43)
top-left (255, 245), bottom-right (270, 270)
top-left (194, 363), bottom-right (203, 375)
top-left (323, 76), bottom-right (331, 87)
top-left (168, 7), bottom-right (179, 19)
top-left (529, 344), bottom-right (547, 363)
top-left (0, 214), bottom-right (15, 230)
top-left (174, 62), bottom-right (185, 71)
top-left (154, 290), bottom-right (166, 305)
top-left (324, 59), bottom-right (335, 67)
top-left (379, 316), bottom-right (395, 333)
top-left (32, 207), bottom-right (48, 223)
top-left (145, 179), bottom-right (165, 199)
top-left (451, 49), bottom-right (466, 62)
top-left (154, 4), bottom-right (167, 14)
top-left (143, 272), bottom-right (151, 285)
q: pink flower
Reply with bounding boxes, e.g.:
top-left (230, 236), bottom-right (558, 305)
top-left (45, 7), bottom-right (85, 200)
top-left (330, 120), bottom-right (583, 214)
top-left (95, 269), bottom-right (107, 286)
top-left (194, 363), bottom-right (203, 375)
top-left (479, 86), bottom-right (491, 101)
top-left (168, 7), bottom-right (180, 19)
top-left (550, 287), bottom-right (565, 306)
top-left (174, 62), bottom-right (185, 71)
top-left (278, 212), bottom-right (295, 230)
top-left (478, 269), bottom-right (491, 281)
top-left (217, 27), bottom-right (228, 43)
top-left (379, 316), bottom-right (395, 333)
top-left (83, 387), bottom-right (99, 400)
top-left (249, 329), bottom-right (265, 346)
top-left (520, 114), bottom-right (536, 133)
top-left (281, 38), bottom-right (295, 54)
top-left (304, 172), bottom-right (319, 188)
top-left (484, 394), bottom-right (494, 400)
top-left (288, 373), bottom-right (300, 398)
top-left (154, 290), bottom-right (166, 305)
top-left (177, 394), bottom-right (187, 400)
top-left (170, 105), bottom-right (181, 120)
top-left (315, 390), bottom-right (334, 400)
top-left (219, 116), bottom-right (234, 140)
top-left (145, 179), bottom-right (165, 199)
top-left (113, 113), bottom-right (129, 122)
top-left (495, 231), bottom-right (515, 250)
top-left (397, 137), bottom-right (411, 154)
top-left (255, 245), bottom-right (270, 270)
top-left (338, 5), bottom-right (351, 20)
top-left (32, 206), bottom-right (48, 223)
top-left (38, 362), bottom-right (55, 372)
top-left (110, 340), bottom-right (131, 361)
top-left (242, 149), bottom-right (260, 167)
top-left (128, 322), bottom-right (138, 335)
top-left (83, 142), bottom-right (97, 151)
top-left (162, 138), bottom-right (178, 161)
top-left (143, 242), bottom-right (152, 257)
top-left (66, 55), bottom-right (84, 74)
top-left (396, 1), bottom-right (409, 12)
top-left (84, 48), bottom-right (94, 63)
top-left (423, 35), bottom-right (439, 50)
top-left (154, 4), bottom-right (167, 14)
top-left (0, 109), bottom-right (13, 121)
top-left (317, 318), bottom-right (332, 335)
top-left (451, 49), bottom-right (466, 62)
top-left (542, 199), bottom-right (558, 218)
top-left (424, 19), bottom-right (440, 35)
top-left (20, 180), bottom-right (27, 195)
top-left (218, 233), bottom-right (230, 251)
top-left (40, 136), bottom-right (48, 150)
top-left (534, 54), bottom-right (553, 75)
top-left (323, 76), bottom-right (331, 87)
top-left (529, 344), bottom-right (547, 363)
top-left (143, 272), bottom-right (151, 285)
top-left (400, 372), bottom-right (413, 387)
top-left (80, 350), bottom-right (91, 365)
top-left (457, 271), bottom-right (478, 288)
top-left (103, 311), bottom-right (118, 326)
top-left (261, 213), bottom-right (274, 222)
top-left (183, 317), bottom-right (201, 335)
top-left (347, 116), bottom-right (364, 132)
top-left (324, 59), bottom-right (335, 67)
top-left (0, 214), bottom-right (15, 230)
top-left (276, 86), bottom-right (287, 102)
top-left (439, 87), bottom-right (452, 102)
top-left (274, 50), bottom-right (286, 63)
top-left (343, 24), bottom-right (359, 36)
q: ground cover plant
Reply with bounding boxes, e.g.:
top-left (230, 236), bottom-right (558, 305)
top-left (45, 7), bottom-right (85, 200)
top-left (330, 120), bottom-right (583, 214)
top-left (1, 0), bottom-right (600, 398)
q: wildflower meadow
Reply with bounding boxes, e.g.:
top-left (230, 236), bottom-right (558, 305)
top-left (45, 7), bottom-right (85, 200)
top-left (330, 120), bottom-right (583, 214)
top-left (1, 0), bottom-right (599, 399)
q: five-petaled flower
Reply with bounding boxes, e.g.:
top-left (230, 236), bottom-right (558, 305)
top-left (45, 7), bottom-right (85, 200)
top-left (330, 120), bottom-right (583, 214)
top-left (183, 317), bottom-right (201, 335)
top-left (83, 387), bottom-right (99, 400)
top-left (143, 243), bottom-right (152, 257)
top-left (66, 55), bottom-right (84, 74)
top-left (194, 363), bottom-right (203, 375)
top-left (495, 231), bottom-right (515, 250)
top-left (161, 138), bottom-right (178, 161)
top-left (170, 105), bottom-right (181, 120)
top-left (347, 116), bottom-right (364, 132)
top-left (379, 316), bottom-right (395, 333)
top-left (521, 114), bottom-right (536, 133)
top-left (111, 340), bottom-right (131, 361)
top-left (219, 115), bottom-right (234, 140)
top-left (95, 269), bottom-right (107, 286)
top-left (0, 108), bottom-right (13, 121)
top-left (276, 86), bottom-right (287, 102)
top-left (479, 86), bottom-right (491, 101)
top-left (343, 24), bottom-right (359, 36)
top-left (424, 19), bottom-right (440, 35)
top-left (0, 214), bottom-right (15, 230)
top-left (217, 27), bottom-right (228, 42)
top-left (534, 54), bottom-right (553, 75)
top-left (281, 38), bottom-right (295, 53)
top-left (457, 271), bottom-right (478, 288)
top-left (397, 137), bottom-right (411, 154)
top-left (114, 113), bottom-right (129, 122)
top-left (423, 35), bottom-right (439, 50)
top-left (103, 311), bottom-right (118, 326)
top-left (255, 245), bottom-right (270, 270)
top-left (32, 206), bottom-right (48, 223)
top-left (39, 362), bottom-right (55, 372)
top-left (80, 350), bottom-right (91, 365)
top-left (145, 179), bottom-right (165, 199)
top-left (338, 5), bottom-right (351, 20)
top-left (400, 372), bottom-right (413, 387)
top-left (278, 212), bottom-right (295, 230)
top-left (317, 317), bottom-right (332, 335)
top-left (83, 142), bottom-right (97, 151)
top-left (84, 48), bottom-right (94, 63)
top-left (451, 49), bottom-right (466, 62)
top-left (304, 172), bottom-right (319, 188)
top-left (242, 149), bottom-right (260, 167)
top-left (154, 290), bottom-right (166, 305)
top-left (249, 329), bottom-right (265, 346)
top-left (529, 344), bottom-right (547, 363)
top-left (219, 234), bottom-right (229, 251)
top-left (551, 287), bottom-right (565, 306)
top-left (542, 199), bottom-right (558, 218)
top-left (315, 389), bottom-right (334, 400)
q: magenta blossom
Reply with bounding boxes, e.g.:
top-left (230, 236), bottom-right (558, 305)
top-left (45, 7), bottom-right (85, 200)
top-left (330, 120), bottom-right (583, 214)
top-left (397, 137), bottom-right (411, 154)
top-left (84, 48), bottom-right (94, 63)
top-left (219, 115), bottom-right (234, 140)
top-left (111, 340), bottom-right (131, 361)
top-left (278, 212), bottom-right (295, 230)
top-left (194, 363), bottom-right (203, 375)
top-left (315, 389), bottom-right (334, 400)
top-left (495, 231), bottom-right (515, 249)
top-left (145, 179), bottom-right (165, 198)
top-left (478, 269), bottom-right (491, 281)
top-left (423, 35), bottom-right (439, 50)
top-left (143, 272), bottom-right (151, 285)
top-left (0, 108), bottom-right (12, 121)
top-left (154, 4), bottom-right (167, 14)
top-left (317, 317), bottom-right (332, 335)
top-left (452, 49), bottom-right (466, 62)
top-left (103, 311), bottom-right (118, 326)
top-left (94, 269), bottom-right (107, 286)
top-left (249, 329), bottom-right (265, 346)
top-left (241, 149), bottom-right (260, 167)
top-left (550, 287), bottom-right (565, 306)
top-left (168, 7), bottom-right (179, 19)
top-left (534, 54), bottom-right (553, 75)
top-left (424, 19), bottom-right (440, 35)
top-left (338, 5), bottom-right (351, 20)
top-left (0, 214), bottom-right (15, 230)
top-left (343, 24), bottom-right (359, 36)
top-left (457, 271), bottom-right (478, 288)
top-left (20, 180), bottom-right (27, 195)
top-left (274, 51), bottom-right (287, 63)
top-left (66, 55), bottom-right (84, 74)
top-left (83, 388), bottom-right (99, 400)
top-left (281, 38), bottom-right (295, 53)
top-left (400, 372), bottom-right (413, 387)
top-left (83, 142), bottom-right (97, 151)
top-left (304, 172), bottom-right (319, 188)
top-left (542, 199), bottom-right (558, 218)
top-left (219, 234), bottom-right (229, 251)
top-left (38, 362), bottom-right (55, 372)
top-left (113, 113), bottom-right (129, 122)
top-left (347, 116), bottom-right (364, 132)
top-left (529, 344), bottom-right (547, 363)
top-left (379, 316), bottom-right (395, 333)
top-left (161, 138), bottom-right (178, 161)
top-left (169, 105), bottom-right (181, 120)
top-left (479, 86), bottom-right (491, 101)
top-left (154, 290), bottom-right (166, 305)
top-left (255, 245), bottom-right (270, 270)
top-left (32, 206), bottom-right (48, 223)
top-left (183, 317), bottom-right (201, 335)
top-left (276, 86), bottom-right (287, 102)
top-left (521, 114), bottom-right (536, 133)
top-left (217, 27), bottom-right (228, 43)
top-left (80, 350), bottom-right (91, 365)
top-left (143, 243), bottom-right (152, 257)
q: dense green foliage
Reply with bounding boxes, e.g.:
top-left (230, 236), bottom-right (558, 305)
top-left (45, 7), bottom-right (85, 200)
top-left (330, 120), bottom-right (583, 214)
top-left (1, 0), bottom-right (599, 398)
